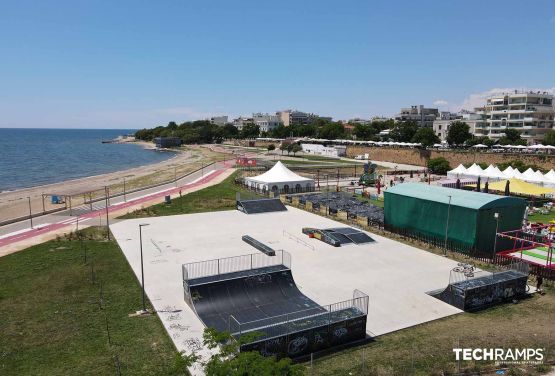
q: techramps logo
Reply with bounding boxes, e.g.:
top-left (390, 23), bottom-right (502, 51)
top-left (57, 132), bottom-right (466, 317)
top-left (453, 348), bottom-right (545, 365)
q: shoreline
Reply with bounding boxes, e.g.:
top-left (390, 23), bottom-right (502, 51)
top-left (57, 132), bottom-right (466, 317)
top-left (0, 142), bottom-right (175, 194)
top-left (0, 144), bottom-right (227, 222)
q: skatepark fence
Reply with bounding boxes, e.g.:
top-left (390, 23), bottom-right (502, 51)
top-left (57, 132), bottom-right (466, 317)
top-left (182, 250), bottom-right (291, 298)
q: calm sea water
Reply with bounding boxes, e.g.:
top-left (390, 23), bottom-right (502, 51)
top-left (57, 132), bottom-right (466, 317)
top-left (0, 128), bottom-right (175, 192)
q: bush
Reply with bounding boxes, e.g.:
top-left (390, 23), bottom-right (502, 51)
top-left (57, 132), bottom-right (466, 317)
top-left (427, 157), bottom-right (451, 175)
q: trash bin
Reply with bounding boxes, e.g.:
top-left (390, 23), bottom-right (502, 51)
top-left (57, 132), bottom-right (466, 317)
top-left (51, 195), bottom-right (60, 204)
top-left (164, 195), bottom-right (171, 204)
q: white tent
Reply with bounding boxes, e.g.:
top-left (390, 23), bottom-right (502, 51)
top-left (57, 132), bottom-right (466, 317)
top-left (464, 163), bottom-right (484, 178)
top-left (481, 164), bottom-right (505, 181)
top-left (502, 166), bottom-right (514, 178)
top-left (244, 161), bottom-right (315, 192)
top-left (521, 168), bottom-right (544, 184)
top-left (447, 164), bottom-right (467, 179)
top-left (472, 144), bottom-right (488, 148)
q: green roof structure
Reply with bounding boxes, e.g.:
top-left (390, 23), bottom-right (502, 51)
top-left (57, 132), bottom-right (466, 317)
top-left (384, 183), bottom-right (527, 255)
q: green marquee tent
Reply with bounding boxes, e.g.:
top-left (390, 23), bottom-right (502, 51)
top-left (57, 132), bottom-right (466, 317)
top-left (384, 183), bottom-right (527, 255)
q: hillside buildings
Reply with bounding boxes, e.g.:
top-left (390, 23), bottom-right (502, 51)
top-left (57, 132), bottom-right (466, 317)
top-left (252, 113), bottom-right (282, 133)
top-left (394, 105), bottom-right (439, 127)
top-left (473, 91), bottom-right (554, 144)
top-left (208, 116), bottom-right (228, 126)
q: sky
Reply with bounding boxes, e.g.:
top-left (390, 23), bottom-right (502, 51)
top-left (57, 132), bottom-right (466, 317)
top-left (0, 0), bottom-right (554, 129)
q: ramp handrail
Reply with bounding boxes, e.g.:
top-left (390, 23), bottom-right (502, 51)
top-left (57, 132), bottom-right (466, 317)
top-left (182, 250), bottom-right (291, 281)
top-left (229, 290), bottom-right (369, 341)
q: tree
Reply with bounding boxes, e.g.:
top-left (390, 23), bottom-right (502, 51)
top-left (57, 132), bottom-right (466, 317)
top-left (279, 141), bottom-right (290, 155)
top-left (499, 128), bottom-right (526, 145)
top-left (446, 121), bottom-right (471, 146)
top-left (411, 127), bottom-right (439, 147)
top-left (174, 328), bottom-right (303, 376)
top-left (353, 123), bottom-right (377, 140)
top-left (222, 123), bottom-right (239, 139)
top-left (240, 124), bottom-right (260, 139)
top-left (288, 143), bottom-right (302, 156)
top-left (544, 129), bottom-right (555, 146)
top-left (267, 144), bottom-right (275, 152)
top-left (390, 121), bottom-right (418, 142)
top-left (317, 122), bottom-right (345, 140)
top-left (427, 157), bottom-right (451, 175)
top-left (466, 136), bottom-right (495, 148)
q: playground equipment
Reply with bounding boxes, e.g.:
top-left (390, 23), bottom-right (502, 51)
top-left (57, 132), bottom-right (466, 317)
top-left (358, 162), bottom-right (379, 187)
top-left (497, 224), bottom-right (554, 269)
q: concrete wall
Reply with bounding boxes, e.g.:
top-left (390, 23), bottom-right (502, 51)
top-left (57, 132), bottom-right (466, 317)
top-left (346, 146), bottom-right (555, 170)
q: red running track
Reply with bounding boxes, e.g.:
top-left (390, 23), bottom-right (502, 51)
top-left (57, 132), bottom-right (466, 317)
top-left (0, 167), bottom-right (229, 248)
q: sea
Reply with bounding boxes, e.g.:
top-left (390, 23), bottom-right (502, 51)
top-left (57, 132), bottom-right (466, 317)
top-left (0, 128), bottom-right (175, 192)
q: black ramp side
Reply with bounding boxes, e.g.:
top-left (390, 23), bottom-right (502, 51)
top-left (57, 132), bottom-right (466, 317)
top-left (237, 198), bottom-right (287, 214)
top-left (189, 268), bottom-right (323, 333)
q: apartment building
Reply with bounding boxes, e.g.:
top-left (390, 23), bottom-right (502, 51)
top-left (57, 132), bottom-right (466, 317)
top-left (252, 113), bottom-right (282, 133)
top-left (208, 116), bottom-right (228, 126)
top-left (276, 109), bottom-right (321, 126)
top-left (473, 91), bottom-right (554, 144)
top-left (232, 116), bottom-right (254, 131)
top-left (395, 105), bottom-right (439, 127)
top-left (433, 112), bottom-right (480, 142)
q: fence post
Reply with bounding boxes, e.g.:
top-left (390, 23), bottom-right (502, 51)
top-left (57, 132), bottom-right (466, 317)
top-left (250, 254), bottom-right (253, 270)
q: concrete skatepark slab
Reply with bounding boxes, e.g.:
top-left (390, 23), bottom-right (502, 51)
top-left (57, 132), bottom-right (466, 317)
top-left (110, 207), bottom-right (463, 364)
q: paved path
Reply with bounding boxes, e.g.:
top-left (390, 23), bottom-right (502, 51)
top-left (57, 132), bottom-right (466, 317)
top-left (0, 161), bottom-right (232, 249)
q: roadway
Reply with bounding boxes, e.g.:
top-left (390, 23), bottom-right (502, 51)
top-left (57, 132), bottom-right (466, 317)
top-left (0, 160), bottom-right (233, 249)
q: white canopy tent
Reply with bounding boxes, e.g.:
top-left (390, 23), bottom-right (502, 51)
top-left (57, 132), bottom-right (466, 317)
top-left (464, 163), bottom-right (484, 179)
top-left (244, 161), bottom-right (315, 193)
top-left (446, 164), bottom-right (467, 179)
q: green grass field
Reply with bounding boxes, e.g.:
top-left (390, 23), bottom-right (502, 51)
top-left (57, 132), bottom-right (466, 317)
top-left (528, 210), bottom-right (555, 224)
top-left (119, 172), bottom-right (260, 219)
top-left (0, 228), bottom-right (181, 376)
top-left (306, 287), bottom-right (554, 375)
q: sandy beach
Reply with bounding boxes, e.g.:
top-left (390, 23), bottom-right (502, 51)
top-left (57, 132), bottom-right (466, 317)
top-left (0, 143), bottom-right (230, 223)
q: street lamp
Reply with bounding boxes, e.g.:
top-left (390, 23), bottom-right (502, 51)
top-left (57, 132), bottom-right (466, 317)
top-left (443, 195), bottom-right (452, 255)
top-left (139, 223), bottom-right (150, 313)
top-left (493, 212), bottom-right (500, 261)
top-left (27, 197), bottom-right (33, 229)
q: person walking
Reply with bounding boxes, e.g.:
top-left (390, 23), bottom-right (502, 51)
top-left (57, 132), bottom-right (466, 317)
top-left (536, 276), bottom-right (544, 294)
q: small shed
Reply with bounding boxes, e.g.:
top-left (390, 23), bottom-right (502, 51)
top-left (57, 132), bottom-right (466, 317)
top-left (384, 183), bottom-right (527, 254)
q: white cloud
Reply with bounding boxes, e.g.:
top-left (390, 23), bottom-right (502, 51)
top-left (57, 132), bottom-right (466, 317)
top-left (550, 16), bottom-right (555, 23)
top-left (433, 99), bottom-right (448, 106)
top-left (457, 87), bottom-right (555, 111)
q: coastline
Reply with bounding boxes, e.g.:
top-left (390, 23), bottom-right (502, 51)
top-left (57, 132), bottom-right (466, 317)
top-left (0, 144), bottom-right (227, 223)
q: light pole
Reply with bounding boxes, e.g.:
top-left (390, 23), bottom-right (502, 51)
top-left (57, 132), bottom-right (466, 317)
top-left (139, 223), bottom-right (150, 313)
top-left (443, 195), bottom-right (452, 255)
top-left (27, 197), bottom-right (33, 229)
top-left (123, 177), bottom-right (127, 202)
top-left (493, 212), bottom-right (500, 261)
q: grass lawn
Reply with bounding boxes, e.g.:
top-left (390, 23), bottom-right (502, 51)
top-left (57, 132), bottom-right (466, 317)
top-left (307, 287), bottom-right (555, 375)
top-left (355, 194), bottom-right (384, 208)
top-left (528, 210), bottom-right (555, 224)
top-left (118, 172), bottom-right (260, 218)
top-left (0, 227), bottom-right (181, 376)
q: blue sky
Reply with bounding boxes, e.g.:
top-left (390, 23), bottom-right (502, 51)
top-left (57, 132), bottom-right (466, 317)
top-left (1, 0), bottom-right (554, 129)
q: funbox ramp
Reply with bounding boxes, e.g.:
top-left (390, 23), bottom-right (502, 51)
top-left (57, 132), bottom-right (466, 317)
top-left (429, 262), bottom-right (529, 311)
top-left (182, 250), bottom-right (369, 358)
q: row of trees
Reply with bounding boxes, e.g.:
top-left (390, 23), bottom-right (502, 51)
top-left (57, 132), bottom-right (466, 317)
top-left (135, 119), bottom-right (555, 148)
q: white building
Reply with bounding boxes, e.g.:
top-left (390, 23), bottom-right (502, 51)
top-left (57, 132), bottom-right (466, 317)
top-left (301, 143), bottom-right (346, 157)
top-left (433, 112), bottom-right (480, 142)
top-left (473, 91), bottom-right (554, 144)
top-left (276, 109), bottom-right (322, 126)
top-left (208, 116), bottom-right (228, 126)
top-left (232, 116), bottom-right (254, 131)
top-left (252, 113), bottom-right (282, 133)
top-left (395, 105), bottom-right (439, 127)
